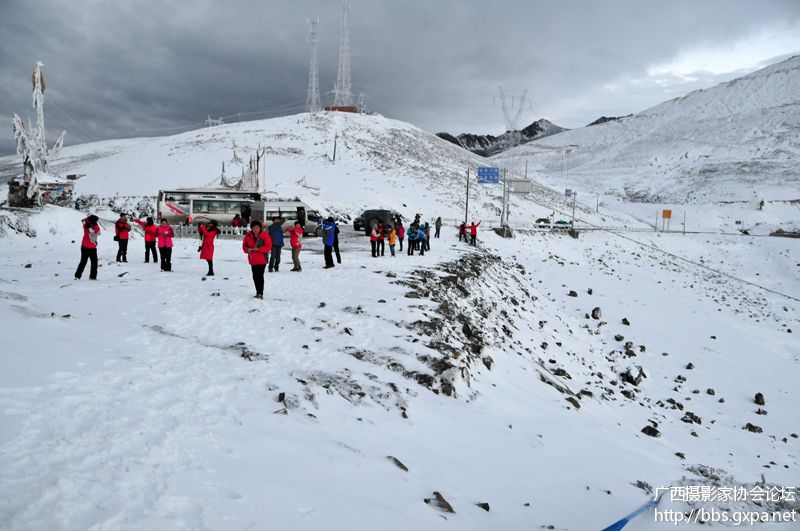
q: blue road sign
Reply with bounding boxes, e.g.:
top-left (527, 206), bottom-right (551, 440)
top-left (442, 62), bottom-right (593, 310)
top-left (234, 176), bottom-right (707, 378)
top-left (565, 188), bottom-right (573, 197)
top-left (477, 166), bottom-right (500, 184)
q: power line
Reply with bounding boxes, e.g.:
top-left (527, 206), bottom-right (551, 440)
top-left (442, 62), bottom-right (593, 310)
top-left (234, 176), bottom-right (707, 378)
top-left (513, 184), bottom-right (800, 303)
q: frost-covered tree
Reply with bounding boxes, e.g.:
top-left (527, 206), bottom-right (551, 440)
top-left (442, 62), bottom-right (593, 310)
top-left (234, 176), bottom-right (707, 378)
top-left (9, 62), bottom-right (66, 205)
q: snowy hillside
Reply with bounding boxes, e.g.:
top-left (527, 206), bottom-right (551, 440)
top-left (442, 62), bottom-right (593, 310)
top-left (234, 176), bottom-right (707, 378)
top-left (495, 56), bottom-right (800, 204)
top-left (0, 111), bottom-right (632, 228)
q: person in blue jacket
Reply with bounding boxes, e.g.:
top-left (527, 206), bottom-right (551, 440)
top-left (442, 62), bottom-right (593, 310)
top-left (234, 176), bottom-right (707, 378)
top-left (322, 217), bottom-right (336, 268)
top-left (407, 224), bottom-right (418, 256)
top-left (267, 216), bottom-right (284, 272)
top-left (416, 224), bottom-right (427, 255)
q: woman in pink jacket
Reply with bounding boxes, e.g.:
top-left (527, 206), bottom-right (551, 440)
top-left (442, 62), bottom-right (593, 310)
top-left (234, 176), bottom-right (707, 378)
top-left (156, 219), bottom-right (174, 272)
top-left (75, 215), bottom-right (100, 280)
top-left (242, 220), bottom-right (272, 299)
top-left (198, 220), bottom-right (220, 276)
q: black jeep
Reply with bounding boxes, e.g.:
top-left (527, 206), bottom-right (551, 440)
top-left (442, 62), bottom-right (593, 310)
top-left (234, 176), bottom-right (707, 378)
top-left (354, 209), bottom-right (401, 235)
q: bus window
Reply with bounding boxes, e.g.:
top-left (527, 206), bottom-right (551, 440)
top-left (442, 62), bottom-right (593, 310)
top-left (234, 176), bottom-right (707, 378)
top-left (194, 200), bottom-right (209, 213)
top-left (265, 210), bottom-right (282, 220)
top-left (208, 201), bottom-right (225, 213)
top-left (298, 207), bottom-right (306, 225)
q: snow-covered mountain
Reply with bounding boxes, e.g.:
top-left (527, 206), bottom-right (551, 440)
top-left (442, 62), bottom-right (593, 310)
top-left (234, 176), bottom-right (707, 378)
top-left (495, 56), bottom-right (800, 203)
top-left (436, 118), bottom-right (566, 157)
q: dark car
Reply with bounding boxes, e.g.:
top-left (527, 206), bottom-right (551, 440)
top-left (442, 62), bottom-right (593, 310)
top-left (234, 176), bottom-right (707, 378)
top-left (354, 209), bottom-right (401, 235)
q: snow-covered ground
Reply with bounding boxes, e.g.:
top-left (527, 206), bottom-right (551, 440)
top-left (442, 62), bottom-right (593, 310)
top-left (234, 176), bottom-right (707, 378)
top-left (0, 204), bottom-right (798, 530)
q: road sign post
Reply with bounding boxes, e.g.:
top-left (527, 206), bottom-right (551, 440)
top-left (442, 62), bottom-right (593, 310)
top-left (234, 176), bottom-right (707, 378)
top-left (477, 166), bottom-right (500, 184)
top-left (662, 209), bottom-right (672, 231)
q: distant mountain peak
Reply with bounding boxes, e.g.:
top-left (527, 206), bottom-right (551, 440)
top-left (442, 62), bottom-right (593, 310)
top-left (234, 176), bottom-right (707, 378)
top-left (436, 118), bottom-right (566, 157)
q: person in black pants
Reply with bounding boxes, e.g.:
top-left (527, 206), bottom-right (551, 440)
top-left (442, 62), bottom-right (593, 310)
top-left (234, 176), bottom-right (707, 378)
top-left (333, 223), bottom-right (342, 263)
top-left (376, 223), bottom-right (385, 256)
top-left (115, 213), bottom-right (130, 262)
top-left (267, 216), bottom-right (284, 272)
top-left (75, 215), bottom-right (100, 280)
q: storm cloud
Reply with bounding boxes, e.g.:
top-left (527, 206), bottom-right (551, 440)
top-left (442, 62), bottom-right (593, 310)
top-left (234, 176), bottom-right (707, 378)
top-left (1, 0), bottom-right (799, 156)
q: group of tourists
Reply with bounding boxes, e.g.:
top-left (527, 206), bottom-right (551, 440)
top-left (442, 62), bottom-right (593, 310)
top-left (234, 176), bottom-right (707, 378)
top-left (458, 220), bottom-right (482, 245)
top-left (74, 211), bottom-right (482, 298)
top-left (367, 215), bottom-right (449, 258)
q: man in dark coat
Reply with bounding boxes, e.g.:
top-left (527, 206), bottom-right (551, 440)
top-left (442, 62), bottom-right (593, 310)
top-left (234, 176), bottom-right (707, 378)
top-left (267, 217), bottom-right (284, 272)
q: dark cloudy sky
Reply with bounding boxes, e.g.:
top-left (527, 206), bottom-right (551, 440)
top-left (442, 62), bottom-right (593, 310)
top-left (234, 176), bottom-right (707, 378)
top-left (1, 0), bottom-right (799, 156)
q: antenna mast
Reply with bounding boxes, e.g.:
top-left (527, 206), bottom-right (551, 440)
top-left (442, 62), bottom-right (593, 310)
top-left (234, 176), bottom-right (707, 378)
top-left (495, 86), bottom-right (531, 146)
top-left (333, 0), bottom-right (353, 108)
top-left (306, 17), bottom-right (321, 116)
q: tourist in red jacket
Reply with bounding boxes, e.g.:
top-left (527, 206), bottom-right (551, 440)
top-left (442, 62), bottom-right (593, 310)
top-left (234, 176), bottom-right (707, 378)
top-left (75, 215), bottom-right (100, 280)
top-left (133, 217), bottom-right (158, 263)
top-left (467, 220), bottom-right (482, 246)
top-left (198, 220), bottom-right (220, 276)
top-left (114, 213), bottom-right (130, 262)
top-left (156, 219), bottom-right (174, 272)
top-left (242, 220), bottom-right (272, 298)
top-left (397, 221), bottom-right (405, 251)
top-left (370, 225), bottom-right (380, 257)
top-left (377, 223), bottom-right (386, 256)
top-left (285, 221), bottom-right (304, 272)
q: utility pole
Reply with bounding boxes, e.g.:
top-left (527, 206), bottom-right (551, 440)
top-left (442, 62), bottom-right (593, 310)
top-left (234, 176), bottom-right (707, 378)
top-left (464, 168), bottom-right (470, 223)
top-left (596, 194), bottom-right (599, 213)
top-left (332, 132), bottom-right (338, 162)
top-left (500, 169), bottom-right (506, 227)
top-left (571, 190), bottom-right (577, 227)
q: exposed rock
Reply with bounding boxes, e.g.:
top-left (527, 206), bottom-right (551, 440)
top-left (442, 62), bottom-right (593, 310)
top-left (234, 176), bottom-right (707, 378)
top-left (686, 363), bottom-right (694, 370)
top-left (681, 412), bottom-right (702, 425)
top-left (424, 491), bottom-right (455, 513)
top-left (568, 290), bottom-right (578, 297)
top-left (591, 307), bottom-right (602, 319)
top-left (587, 288), bottom-right (593, 295)
top-left (641, 425), bottom-right (661, 437)
top-left (614, 334), bottom-right (624, 341)
top-left (552, 368), bottom-right (572, 379)
top-left (481, 356), bottom-right (493, 370)
top-left (387, 456), bottom-right (408, 472)
top-left (621, 366), bottom-right (647, 387)
top-left (754, 392), bottom-right (765, 405)
top-left (621, 317), bottom-right (630, 326)
top-left (675, 452), bottom-right (686, 460)
top-left (756, 408), bottom-right (768, 415)
top-left (744, 423), bottom-right (763, 433)
top-left (476, 502), bottom-right (490, 512)
top-left (706, 388), bottom-right (715, 396)
top-left (566, 397), bottom-right (581, 409)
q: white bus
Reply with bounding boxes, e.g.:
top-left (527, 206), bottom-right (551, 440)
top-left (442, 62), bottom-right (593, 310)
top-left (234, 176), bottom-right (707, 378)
top-left (157, 189), bottom-right (323, 235)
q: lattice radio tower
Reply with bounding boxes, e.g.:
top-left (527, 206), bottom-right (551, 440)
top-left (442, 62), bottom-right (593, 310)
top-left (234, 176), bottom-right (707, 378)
top-left (495, 86), bottom-right (531, 146)
top-left (333, 0), bottom-right (353, 108)
top-left (306, 17), bottom-right (321, 116)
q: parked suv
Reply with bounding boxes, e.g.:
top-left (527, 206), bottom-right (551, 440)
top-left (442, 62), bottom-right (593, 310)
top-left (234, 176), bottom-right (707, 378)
top-left (354, 209), bottom-right (401, 235)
